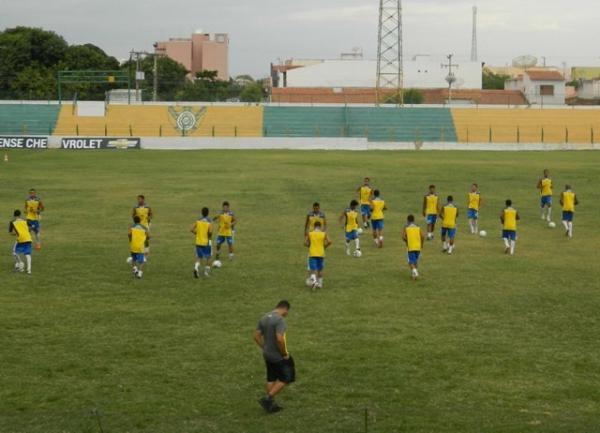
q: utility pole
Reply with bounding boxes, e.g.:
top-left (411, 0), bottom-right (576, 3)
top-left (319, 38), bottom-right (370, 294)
top-left (376, 0), bottom-right (403, 105)
top-left (442, 54), bottom-right (459, 105)
top-left (471, 6), bottom-right (478, 62)
top-left (153, 53), bottom-right (158, 102)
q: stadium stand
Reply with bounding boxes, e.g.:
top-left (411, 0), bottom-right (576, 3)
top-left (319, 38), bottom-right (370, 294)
top-left (0, 104), bottom-right (61, 135)
top-left (452, 108), bottom-right (600, 144)
top-left (53, 105), bottom-right (263, 137)
top-left (263, 106), bottom-right (457, 142)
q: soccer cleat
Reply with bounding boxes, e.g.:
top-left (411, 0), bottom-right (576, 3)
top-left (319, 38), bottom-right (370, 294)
top-left (345, 246), bottom-right (351, 256)
top-left (259, 397), bottom-right (273, 412)
top-left (194, 269), bottom-right (200, 279)
top-left (269, 402), bottom-right (284, 413)
top-left (504, 247), bottom-right (510, 254)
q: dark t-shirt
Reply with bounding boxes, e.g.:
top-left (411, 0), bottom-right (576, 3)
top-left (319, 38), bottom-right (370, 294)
top-left (257, 311), bottom-right (287, 363)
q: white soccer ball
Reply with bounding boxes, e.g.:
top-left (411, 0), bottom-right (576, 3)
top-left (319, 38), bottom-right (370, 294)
top-left (14, 262), bottom-right (24, 271)
top-left (353, 250), bottom-right (362, 258)
top-left (548, 222), bottom-right (556, 228)
top-left (126, 256), bottom-right (133, 264)
top-left (357, 228), bottom-right (364, 235)
top-left (479, 230), bottom-right (487, 237)
top-left (212, 260), bottom-right (222, 268)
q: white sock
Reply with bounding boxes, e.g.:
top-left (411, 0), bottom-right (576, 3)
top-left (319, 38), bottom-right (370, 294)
top-left (14, 254), bottom-right (23, 266)
top-left (448, 245), bottom-right (454, 253)
top-left (345, 242), bottom-right (350, 253)
top-left (541, 208), bottom-right (546, 219)
top-left (194, 262), bottom-right (200, 271)
top-left (25, 255), bottom-right (31, 272)
top-left (568, 222), bottom-right (573, 237)
top-left (503, 238), bottom-right (510, 249)
top-left (133, 265), bottom-right (138, 273)
top-left (510, 240), bottom-right (516, 255)
top-left (547, 207), bottom-right (552, 221)
top-left (138, 270), bottom-right (143, 277)
top-left (355, 238), bottom-right (360, 249)
top-left (443, 241), bottom-right (448, 250)
top-left (562, 220), bottom-right (569, 231)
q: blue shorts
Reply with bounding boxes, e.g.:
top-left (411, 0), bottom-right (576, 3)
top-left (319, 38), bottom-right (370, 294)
top-left (562, 211), bottom-right (574, 222)
top-left (426, 214), bottom-right (437, 225)
top-left (467, 208), bottom-right (479, 220)
top-left (27, 220), bottom-right (40, 234)
top-left (308, 257), bottom-right (324, 271)
top-left (371, 219), bottom-right (384, 231)
top-left (541, 196), bottom-right (552, 207)
top-left (14, 242), bottom-right (32, 255)
top-left (131, 252), bottom-right (145, 264)
top-left (502, 230), bottom-right (517, 241)
top-left (345, 230), bottom-right (358, 241)
top-left (441, 227), bottom-right (456, 239)
top-left (217, 235), bottom-right (234, 246)
top-left (196, 245), bottom-right (212, 259)
top-left (407, 251), bottom-right (420, 265)
top-left (360, 204), bottom-right (371, 217)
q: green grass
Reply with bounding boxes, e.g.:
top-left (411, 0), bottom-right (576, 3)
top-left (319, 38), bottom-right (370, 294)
top-left (1, 150), bottom-right (599, 433)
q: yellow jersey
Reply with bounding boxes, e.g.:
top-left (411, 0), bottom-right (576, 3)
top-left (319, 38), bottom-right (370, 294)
top-left (12, 218), bottom-right (32, 243)
top-left (25, 197), bottom-right (41, 221)
top-left (134, 206), bottom-right (151, 227)
top-left (468, 192), bottom-right (481, 211)
top-left (503, 208), bottom-right (518, 231)
top-left (405, 224), bottom-right (422, 252)
top-left (307, 211), bottom-right (326, 231)
top-left (345, 209), bottom-right (359, 232)
top-left (425, 194), bottom-right (438, 215)
top-left (195, 218), bottom-right (212, 246)
top-left (442, 204), bottom-right (458, 229)
top-left (308, 230), bottom-right (327, 257)
top-left (359, 185), bottom-right (372, 205)
top-left (130, 224), bottom-right (148, 253)
top-left (540, 178), bottom-right (552, 196)
top-left (371, 198), bottom-right (385, 220)
top-left (215, 211), bottom-right (235, 236)
top-left (562, 191), bottom-right (576, 212)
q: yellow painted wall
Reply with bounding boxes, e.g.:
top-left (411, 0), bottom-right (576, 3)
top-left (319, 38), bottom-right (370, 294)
top-left (54, 105), bottom-right (263, 137)
top-left (451, 108), bottom-right (600, 144)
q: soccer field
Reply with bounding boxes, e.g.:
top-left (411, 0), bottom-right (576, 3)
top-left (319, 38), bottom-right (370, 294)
top-left (1, 150), bottom-right (599, 433)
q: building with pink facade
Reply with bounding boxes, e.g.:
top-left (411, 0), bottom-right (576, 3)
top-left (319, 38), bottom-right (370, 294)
top-left (154, 31), bottom-right (229, 80)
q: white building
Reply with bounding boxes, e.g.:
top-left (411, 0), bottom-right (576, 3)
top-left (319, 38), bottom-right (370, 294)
top-left (505, 70), bottom-right (565, 105)
top-left (273, 59), bottom-right (483, 89)
top-left (578, 80), bottom-right (600, 100)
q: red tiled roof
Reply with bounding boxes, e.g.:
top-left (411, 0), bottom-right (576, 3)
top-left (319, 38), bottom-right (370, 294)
top-left (525, 70), bottom-right (564, 81)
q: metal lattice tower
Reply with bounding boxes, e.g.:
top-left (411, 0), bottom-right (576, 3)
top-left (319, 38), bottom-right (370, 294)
top-left (376, 0), bottom-right (403, 104)
top-left (471, 6), bottom-right (478, 62)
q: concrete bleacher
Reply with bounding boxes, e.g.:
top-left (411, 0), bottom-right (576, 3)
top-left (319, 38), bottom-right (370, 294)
top-left (452, 108), bottom-right (600, 144)
top-left (53, 105), bottom-right (263, 137)
top-left (263, 106), bottom-right (457, 142)
top-left (0, 104), bottom-right (61, 135)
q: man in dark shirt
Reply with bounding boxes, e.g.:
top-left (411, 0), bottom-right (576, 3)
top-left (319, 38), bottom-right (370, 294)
top-left (253, 300), bottom-right (295, 413)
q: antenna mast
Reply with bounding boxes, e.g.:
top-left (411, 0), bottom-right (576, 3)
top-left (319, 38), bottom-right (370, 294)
top-left (376, 0), bottom-right (403, 105)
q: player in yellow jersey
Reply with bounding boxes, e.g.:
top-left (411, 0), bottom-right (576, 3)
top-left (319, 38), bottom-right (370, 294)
top-left (537, 169), bottom-right (553, 222)
top-left (304, 202), bottom-right (326, 234)
top-left (214, 201), bottom-right (237, 260)
top-left (467, 183), bottom-right (482, 235)
top-left (402, 214), bottom-right (425, 280)
top-left (356, 177), bottom-right (373, 229)
top-left (10, 210), bottom-right (33, 274)
top-left (304, 221), bottom-right (332, 290)
top-left (500, 199), bottom-right (520, 255)
top-left (25, 188), bottom-right (44, 250)
top-left (339, 200), bottom-right (361, 256)
top-left (191, 207), bottom-right (213, 278)
top-left (422, 185), bottom-right (440, 240)
top-left (132, 194), bottom-right (153, 254)
top-left (560, 185), bottom-right (579, 238)
top-left (128, 216), bottom-right (149, 279)
top-left (370, 189), bottom-right (387, 248)
top-left (439, 196), bottom-right (459, 254)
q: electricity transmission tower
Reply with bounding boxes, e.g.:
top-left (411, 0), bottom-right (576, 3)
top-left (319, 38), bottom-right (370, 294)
top-left (376, 0), bottom-right (403, 105)
top-left (471, 6), bottom-right (478, 62)
top-left (442, 54), bottom-right (459, 105)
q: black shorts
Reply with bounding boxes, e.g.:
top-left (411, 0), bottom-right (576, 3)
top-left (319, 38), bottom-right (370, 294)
top-left (265, 356), bottom-right (296, 384)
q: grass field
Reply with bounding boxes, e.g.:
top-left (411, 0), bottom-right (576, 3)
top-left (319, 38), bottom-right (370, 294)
top-left (1, 149), bottom-right (599, 433)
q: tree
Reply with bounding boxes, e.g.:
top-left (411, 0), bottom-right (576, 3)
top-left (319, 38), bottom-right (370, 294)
top-left (120, 56), bottom-right (189, 101)
top-left (483, 70), bottom-right (511, 90)
top-left (240, 82), bottom-right (265, 103)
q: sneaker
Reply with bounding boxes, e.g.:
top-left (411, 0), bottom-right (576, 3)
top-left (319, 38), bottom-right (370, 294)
top-left (27, 270), bottom-right (32, 275)
top-left (259, 396), bottom-right (273, 412)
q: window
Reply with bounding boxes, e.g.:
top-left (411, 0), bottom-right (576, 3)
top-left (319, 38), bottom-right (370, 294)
top-left (540, 85), bottom-right (554, 96)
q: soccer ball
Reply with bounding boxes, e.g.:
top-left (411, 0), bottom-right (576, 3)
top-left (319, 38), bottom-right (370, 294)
top-left (14, 262), bottom-right (24, 272)
top-left (357, 228), bottom-right (364, 235)
top-left (126, 256), bottom-right (133, 264)
top-left (353, 250), bottom-right (362, 258)
top-left (479, 230), bottom-right (487, 237)
top-left (548, 222), bottom-right (556, 228)
top-left (212, 260), bottom-right (222, 268)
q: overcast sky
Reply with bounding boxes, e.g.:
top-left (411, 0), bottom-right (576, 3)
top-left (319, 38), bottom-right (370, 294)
top-left (2, 0), bottom-right (600, 77)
